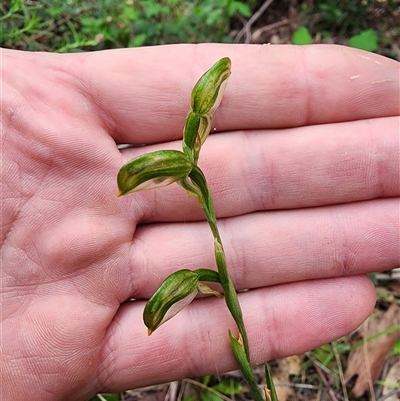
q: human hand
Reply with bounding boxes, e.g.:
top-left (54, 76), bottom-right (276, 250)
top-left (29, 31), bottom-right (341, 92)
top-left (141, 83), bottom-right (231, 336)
top-left (2, 44), bottom-right (399, 401)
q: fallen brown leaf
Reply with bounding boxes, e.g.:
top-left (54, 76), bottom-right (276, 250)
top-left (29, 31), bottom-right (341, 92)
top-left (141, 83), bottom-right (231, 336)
top-left (274, 356), bottom-right (302, 401)
top-left (382, 357), bottom-right (400, 401)
top-left (344, 303), bottom-right (400, 397)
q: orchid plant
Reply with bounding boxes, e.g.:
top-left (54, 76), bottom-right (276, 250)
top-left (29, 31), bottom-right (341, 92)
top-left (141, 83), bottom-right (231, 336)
top-left (117, 58), bottom-right (278, 401)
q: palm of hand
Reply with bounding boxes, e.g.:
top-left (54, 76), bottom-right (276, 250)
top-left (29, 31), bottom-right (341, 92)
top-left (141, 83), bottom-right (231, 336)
top-left (2, 46), bottom-right (399, 401)
top-left (2, 58), bottom-right (141, 400)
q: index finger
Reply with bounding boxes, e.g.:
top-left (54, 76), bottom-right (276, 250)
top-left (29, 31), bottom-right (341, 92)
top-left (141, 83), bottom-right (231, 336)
top-left (75, 44), bottom-right (399, 143)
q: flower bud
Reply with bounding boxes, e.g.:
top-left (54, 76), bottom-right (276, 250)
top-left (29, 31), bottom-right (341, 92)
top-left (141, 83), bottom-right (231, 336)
top-left (191, 57), bottom-right (231, 117)
top-left (117, 150), bottom-right (192, 196)
top-left (144, 268), bottom-right (223, 335)
top-left (143, 269), bottom-right (199, 335)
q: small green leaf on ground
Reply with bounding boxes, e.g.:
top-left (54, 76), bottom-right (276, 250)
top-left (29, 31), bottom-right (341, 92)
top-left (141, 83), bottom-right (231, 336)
top-left (212, 379), bottom-right (243, 395)
top-left (348, 29), bottom-right (378, 52)
top-left (200, 391), bottom-right (223, 401)
top-left (392, 337), bottom-right (400, 355)
top-left (292, 26), bottom-right (312, 45)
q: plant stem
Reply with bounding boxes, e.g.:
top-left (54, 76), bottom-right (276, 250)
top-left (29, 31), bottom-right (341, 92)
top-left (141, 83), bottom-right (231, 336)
top-left (187, 166), bottom-right (265, 400)
top-left (205, 209), bottom-right (251, 360)
top-left (187, 165), bottom-right (250, 354)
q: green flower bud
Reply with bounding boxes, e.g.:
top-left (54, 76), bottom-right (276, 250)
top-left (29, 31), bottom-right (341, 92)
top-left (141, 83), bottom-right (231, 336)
top-left (144, 268), bottom-right (223, 335)
top-left (144, 269), bottom-right (199, 335)
top-left (191, 57), bottom-right (231, 117)
top-left (117, 150), bottom-right (192, 196)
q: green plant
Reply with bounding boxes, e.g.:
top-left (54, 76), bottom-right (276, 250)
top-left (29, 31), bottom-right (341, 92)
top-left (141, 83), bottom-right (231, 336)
top-left (182, 375), bottom-right (243, 401)
top-left (117, 58), bottom-right (278, 401)
top-left (348, 29), bottom-right (378, 52)
top-left (300, 0), bottom-right (374, 40)
top-left (292, 26), bottom-right (313, 45)
top-left (1, 0), bottom-right (255, 52)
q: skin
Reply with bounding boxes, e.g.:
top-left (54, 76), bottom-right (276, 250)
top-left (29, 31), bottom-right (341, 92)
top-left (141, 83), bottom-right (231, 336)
top-left (1, 44), bottom-right (399, 401)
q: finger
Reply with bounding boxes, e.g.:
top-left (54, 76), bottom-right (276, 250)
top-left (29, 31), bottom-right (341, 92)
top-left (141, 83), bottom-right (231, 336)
top-left (118, 116), bottom-right (399, 222)
top-left (98, 276), bottom-right (375, 391)
top-left (129, 198), bottom-right (399, 298)
top-left (77, 44), bottom-right (399, 144)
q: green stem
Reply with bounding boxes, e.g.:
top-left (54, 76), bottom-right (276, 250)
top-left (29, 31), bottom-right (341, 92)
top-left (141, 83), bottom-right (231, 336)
top-left (184, 165), bottom-right (263, 401)
top-left (187, 167), bottom-right (261, 392)
top-left (205, 209), bottom-right (251, 360)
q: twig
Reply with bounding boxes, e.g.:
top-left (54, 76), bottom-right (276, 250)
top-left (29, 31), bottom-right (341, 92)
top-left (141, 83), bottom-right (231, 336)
top-left (377, 388), bottom-right (400, 401)
top-left (308, 355), bottom-right (340, 401)
top-left (332, 341), bottom-right (349, 401)
top-left (234, 0), bottom-right (275, 43)
top-left (165, 381), bottom-right (179, 401)
top-left (363, 323), bottom-right (378, 401)
top-left (250, 18), bottom-right (290, 42)
top-left (183, 378), bottom-right (234, 401)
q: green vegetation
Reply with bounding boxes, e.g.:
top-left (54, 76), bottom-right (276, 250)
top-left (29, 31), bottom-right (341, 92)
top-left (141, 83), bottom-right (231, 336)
top-left (295, 0), bottom-right (399, 56)
top-left (348, 28), bottom-right (378, 52)
top-left (183, 376), bottom-right (243, 401)
top-left (291, 26), bottom-right (312, 45)
top-left (299, 0), bottom-right (373, 38)
top-left (295, 0), bottom-right (381, 51)
top-left (0, 0), bottom-right (254, 52)
top-left (1, 0), bottom-right (398, 57)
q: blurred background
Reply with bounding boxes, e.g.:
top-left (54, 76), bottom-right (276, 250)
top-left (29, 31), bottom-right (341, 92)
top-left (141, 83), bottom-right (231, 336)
top-left (1, 0), bottom-right (399, 59)
top-left (1, 1), bottom-right (399, 400)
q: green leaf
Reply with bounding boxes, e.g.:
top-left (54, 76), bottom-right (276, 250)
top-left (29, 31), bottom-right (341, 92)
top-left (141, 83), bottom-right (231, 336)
top-left (130, 33), bottom-right (147, 47)
top-left (124, 7), bottom-right (139, 21)
top-left (10, 0), bottom-right (23, 13)
top-left (393, 337), bottom-right (400, 355)
top-left (228, 2), bottom-right (252, 18)
top-left (292, 26), bottom-right (312, 45)
top-left (182, 165), bottom-right (212, 207)
top-left (183, 112), bottom-right (211, 164)
top-left (348, 29), bottom-right (378, 52)
top-left (228, 331), bottom-right (264, 401)
top-left (265, 363), bottom-right (279, 401)
top-left (212, 379), bottom-right (243, 395)
top-left (200, 392), bottom-right (223, 401)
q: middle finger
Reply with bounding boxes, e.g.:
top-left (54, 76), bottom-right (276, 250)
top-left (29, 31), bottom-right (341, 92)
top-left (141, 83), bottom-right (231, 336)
top-left (119, 116), bottom-right (399, 222)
